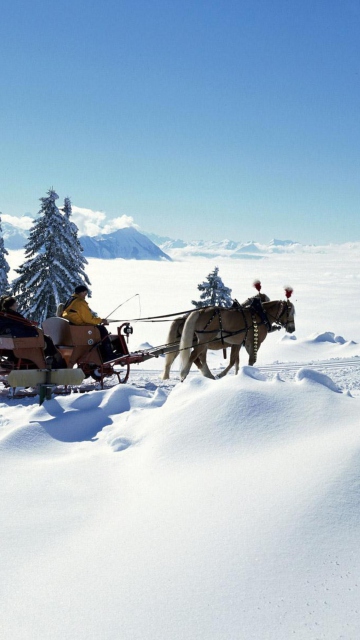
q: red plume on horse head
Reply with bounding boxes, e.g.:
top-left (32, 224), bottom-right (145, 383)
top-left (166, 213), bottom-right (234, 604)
top-left (284, 286), bottom-right (293, 299)
top-left (253, 279), bottom-right (262, 292)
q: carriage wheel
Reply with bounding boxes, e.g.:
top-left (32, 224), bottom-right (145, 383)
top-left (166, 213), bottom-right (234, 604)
top-left (89, 367), bottom-right (103, 381)
top-left (114, 362), bottom-right (130, 384)
top-left (88, 363), bottom-right (130, 384)
top-left (78, 363), bottom-right (95, 379)
top-left (89, 364), bottom-right (113, 382)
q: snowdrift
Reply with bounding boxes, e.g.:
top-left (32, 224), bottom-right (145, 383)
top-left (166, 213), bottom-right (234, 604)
top-left (1, 368), bottom-right (360, 639)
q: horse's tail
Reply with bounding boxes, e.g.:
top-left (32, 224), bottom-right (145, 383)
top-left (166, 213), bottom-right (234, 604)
top-left (179, 309), bottom-right (200, 376)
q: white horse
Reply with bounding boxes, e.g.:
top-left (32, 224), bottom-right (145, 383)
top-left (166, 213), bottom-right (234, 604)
top-left (179, 297), bottom-right (295, 381)
top-left (161, 291), bottom-right (270, 380)
top-left (161, 314), bottom-right (241, 379)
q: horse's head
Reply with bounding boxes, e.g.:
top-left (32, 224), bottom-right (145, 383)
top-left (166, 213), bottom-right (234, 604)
top-left (267, 299), bottom-right (296, 333)
top-left (278, 287), bottom-right (295, 333)
top-left (263, 288), bottom-right (296, 333)
top-left (281, 300), bottom-right (296, 333)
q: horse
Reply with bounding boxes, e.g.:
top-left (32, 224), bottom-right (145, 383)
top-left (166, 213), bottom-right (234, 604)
top-left (161, 292), bottom-right (271, 380)
top-left (179, 297), bottom-right (296, 381)
top-left (161, 315), bottom-right (241, 379)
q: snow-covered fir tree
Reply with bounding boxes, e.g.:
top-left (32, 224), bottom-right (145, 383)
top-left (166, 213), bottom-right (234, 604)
top-left (191, 266), bottom-right (233, 308)
top-left (12, 189), bottom-right (91, 323)
top-left (61, 197), bottom-right (91, 292)
top-left (0, 216), bottom-right (10, 295)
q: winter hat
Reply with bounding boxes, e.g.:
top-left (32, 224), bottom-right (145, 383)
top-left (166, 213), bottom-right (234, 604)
top-left (1, 296), bottom-right (16, 311)
top-left (74, 285), bottom-right (89, 294)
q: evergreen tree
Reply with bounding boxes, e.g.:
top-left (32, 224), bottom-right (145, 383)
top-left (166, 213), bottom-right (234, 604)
top-left (192, 266), bottom-right (233, 308)
top-left (12, 189), bottom-right (90, 323)
top-left (0, 216), bottom-right (10, 295)
top-left (61, 197), bottom-right (91, 292)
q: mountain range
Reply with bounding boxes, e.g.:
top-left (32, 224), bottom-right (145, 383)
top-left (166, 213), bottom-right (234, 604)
top-left (1, 219), bottom-right (351, 260)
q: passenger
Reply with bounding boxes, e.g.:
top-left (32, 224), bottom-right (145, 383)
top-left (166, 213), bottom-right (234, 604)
top-left (0, 296), bottom-right (67, 367)
top-left (0, 296), bottom-right (38, 337)
top-left (61, 285), bottom-right (116, 362)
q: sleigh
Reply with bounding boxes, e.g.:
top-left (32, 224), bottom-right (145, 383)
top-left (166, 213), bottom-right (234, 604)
top-left (41, 317), bottom-right (132, 384)
top-left (0, 318), bottom-right (134, 401)
top-left (0, 328), bottom-right (85, 399)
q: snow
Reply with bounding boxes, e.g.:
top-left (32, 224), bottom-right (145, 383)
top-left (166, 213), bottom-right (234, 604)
top-left (2, 246), bottom-right (360, 639)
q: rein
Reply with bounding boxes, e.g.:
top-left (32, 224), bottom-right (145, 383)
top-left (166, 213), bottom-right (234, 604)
top-left (112, 307), bottom-right (207, 323)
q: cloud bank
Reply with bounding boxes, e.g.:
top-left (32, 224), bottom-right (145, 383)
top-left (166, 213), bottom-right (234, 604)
top-left (1, 208), bottom-right (140, 238)
top-left (71, 207), bottom-right (139, 237)
top-left (1, 214), bottom-right (34, 230)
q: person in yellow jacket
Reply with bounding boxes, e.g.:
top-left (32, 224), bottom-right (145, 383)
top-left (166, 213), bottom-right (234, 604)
top-left (62, 285), bottom-right (115, 361)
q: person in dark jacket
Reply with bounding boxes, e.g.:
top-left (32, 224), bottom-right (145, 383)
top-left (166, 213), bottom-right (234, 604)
top-left (0, 296), bottom-right (66, 367)
top-left (0, 296), bottom-right (39, 337)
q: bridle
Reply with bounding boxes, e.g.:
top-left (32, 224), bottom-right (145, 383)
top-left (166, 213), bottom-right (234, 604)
top-left (266, 300), bottom-right (294, 331)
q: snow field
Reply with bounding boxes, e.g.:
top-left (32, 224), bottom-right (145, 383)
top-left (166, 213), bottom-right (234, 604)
top-left (1, 247), bottom-right (360, 639)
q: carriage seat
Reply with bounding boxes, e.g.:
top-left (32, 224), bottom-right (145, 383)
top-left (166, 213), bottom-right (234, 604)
top-left (42, 317), bottom-right (101, 347)
top-left (0, 332), bottom-right (45, 350)
top-left (0, 331), bottom-right (47, 370)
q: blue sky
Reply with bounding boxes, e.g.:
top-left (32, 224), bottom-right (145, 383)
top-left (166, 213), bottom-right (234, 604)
top-left (1, 0), bottom-right (359, 243)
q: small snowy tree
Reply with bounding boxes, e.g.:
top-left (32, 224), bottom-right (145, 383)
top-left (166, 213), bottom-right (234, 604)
top-left (12, 189), bottom-right (90, 323)
top-left (0, 216), bottom-right (10, 295)
top-left (192, 266), bottom-right (233, 308)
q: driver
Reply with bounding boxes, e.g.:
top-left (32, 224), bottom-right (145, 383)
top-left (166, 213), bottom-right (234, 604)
top-left (61, 285), bottom-right (115, 362)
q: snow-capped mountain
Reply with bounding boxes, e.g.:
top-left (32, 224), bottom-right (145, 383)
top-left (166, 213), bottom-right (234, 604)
top-left (1, 219), bottom-right (172, 260)
top-left (79, 227), bottom-right (172, 261)
top-left (1, 220), bottom-right (32, 250)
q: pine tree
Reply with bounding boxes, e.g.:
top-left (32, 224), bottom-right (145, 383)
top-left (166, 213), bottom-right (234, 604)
top-left (192, 266), bottom-right (233, 308)
top-left (12, 189), bottom-right (90, 323)
top-left (61, 197), bottom-right (91, 292)
top-left (0, 216), bottom-right (10, 295)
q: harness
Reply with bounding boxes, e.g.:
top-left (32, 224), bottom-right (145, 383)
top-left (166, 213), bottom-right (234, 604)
top-left (267, 300), bottom-right (292, 330)
top-left (193, 299), bottom-right (292, 363)
top-left (251, 313), bottom-right (259, 362)
top-left (196, 307), bottom-right (251, 341)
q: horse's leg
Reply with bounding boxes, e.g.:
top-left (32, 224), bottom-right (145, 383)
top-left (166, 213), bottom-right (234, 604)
top-left (234, 344), bottom-right (240, 374)
top-left (245, 337), bottom-right (256, 366)
top-left (251, 329), bottom-right (265, 365)
top-left (161, 316), bottom-right (185, 379)
top-left (196, 347), bottom-right (215, 379)
top-left (161, 349), bottom-right (179, 380)
top-left (179, 311), bottom-right (201, 380)
top-left (217, 343), bottom-right (241, 377)
top-left (245, 328), bottom-right (267, 366)
top-left (188, 346), bottom-right (214, 379)
top-left (179, 345), bottom-right (206, 380)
